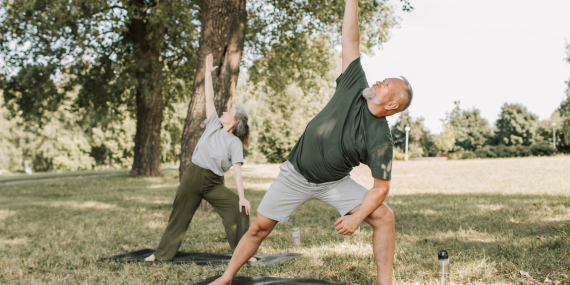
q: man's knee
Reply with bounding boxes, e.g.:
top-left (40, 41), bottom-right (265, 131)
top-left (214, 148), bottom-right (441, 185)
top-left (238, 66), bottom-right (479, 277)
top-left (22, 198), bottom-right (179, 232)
top-left (368, 203), bottom-right (394, 225)
top-left (247, 215), bottom-right (276, 238)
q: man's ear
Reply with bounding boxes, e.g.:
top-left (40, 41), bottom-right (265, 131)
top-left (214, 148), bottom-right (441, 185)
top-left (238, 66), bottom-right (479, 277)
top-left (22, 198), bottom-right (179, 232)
top-left (384, 101), bottom-right (400, 111)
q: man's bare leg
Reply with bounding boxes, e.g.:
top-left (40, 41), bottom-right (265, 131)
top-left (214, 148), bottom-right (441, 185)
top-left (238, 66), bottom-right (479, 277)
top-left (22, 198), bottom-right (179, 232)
top-left (348, 203), bottom-right (395, 285)
top-left (210, 213), bottom-right (278, 285)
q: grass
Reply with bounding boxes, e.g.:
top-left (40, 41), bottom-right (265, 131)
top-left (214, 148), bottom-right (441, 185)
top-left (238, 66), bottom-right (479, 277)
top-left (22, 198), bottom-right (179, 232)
top-left (0, 166), bottom-right (179, 183)
top-left (0, 156), bottom-right (569, 284)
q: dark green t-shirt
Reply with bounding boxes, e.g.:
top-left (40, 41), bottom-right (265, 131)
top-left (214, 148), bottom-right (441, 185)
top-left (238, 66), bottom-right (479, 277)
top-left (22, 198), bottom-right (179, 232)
top-left (287, 58), bottom-right (394, 183)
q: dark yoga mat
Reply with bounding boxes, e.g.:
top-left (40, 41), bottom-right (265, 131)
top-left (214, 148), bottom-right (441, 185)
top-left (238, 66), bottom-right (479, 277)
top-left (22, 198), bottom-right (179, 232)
top-left (103, 249), bottom-right (300, 266)
top-left (191, 276), bottom-right (360, 285)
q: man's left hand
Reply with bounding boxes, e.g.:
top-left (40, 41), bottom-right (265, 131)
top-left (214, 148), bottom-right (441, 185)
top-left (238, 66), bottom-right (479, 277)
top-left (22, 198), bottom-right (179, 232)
top-left (334, 214), bottom-right (363, 235)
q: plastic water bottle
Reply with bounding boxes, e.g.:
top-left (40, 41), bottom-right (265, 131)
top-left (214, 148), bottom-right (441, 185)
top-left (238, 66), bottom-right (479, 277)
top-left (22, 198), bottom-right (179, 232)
top-left (437, 250), bottom-right (450, 283)
top-left (292, 227), bottom-right (301, 245)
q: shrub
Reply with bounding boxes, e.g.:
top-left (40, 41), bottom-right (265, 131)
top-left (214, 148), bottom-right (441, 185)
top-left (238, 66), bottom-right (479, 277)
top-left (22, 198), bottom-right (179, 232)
top-left (453, 143), bottom-right (556, 160)
top-left (529, 141), bottom-right (557, 156)
top-left (448, 150), bottom-right (477, 160)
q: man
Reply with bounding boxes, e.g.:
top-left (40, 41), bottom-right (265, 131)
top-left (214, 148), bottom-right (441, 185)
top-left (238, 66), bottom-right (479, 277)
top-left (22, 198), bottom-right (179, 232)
top-left (211, 0), bottom-right (412, 284)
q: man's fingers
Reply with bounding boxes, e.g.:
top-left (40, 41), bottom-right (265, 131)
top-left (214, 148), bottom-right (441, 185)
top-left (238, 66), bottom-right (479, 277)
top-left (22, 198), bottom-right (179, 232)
top-left (334, 218), bottom-right (343, 226)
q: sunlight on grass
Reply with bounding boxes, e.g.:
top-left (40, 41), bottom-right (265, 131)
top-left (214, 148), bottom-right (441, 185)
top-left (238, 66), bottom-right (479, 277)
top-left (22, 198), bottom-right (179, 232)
top-left (0, 209), bottom-right (16, 220)
top-left (0, 237), bottom-right (27, 245)
top-left (34, 201), bottom-right (117, 209)
top-left (0, 156), bottom-right (569, 284)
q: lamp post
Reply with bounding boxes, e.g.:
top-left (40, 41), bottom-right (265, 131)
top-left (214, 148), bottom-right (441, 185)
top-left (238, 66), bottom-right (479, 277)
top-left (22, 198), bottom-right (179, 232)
top-left (404, 125), bottom-right (410, 161)
top-left (552, 122), bottom-right (557, 149)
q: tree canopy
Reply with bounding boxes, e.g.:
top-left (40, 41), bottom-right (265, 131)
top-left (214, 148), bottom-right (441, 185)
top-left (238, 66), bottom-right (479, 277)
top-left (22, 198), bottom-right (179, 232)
top-left (495, 103), bottom-right (538, 146)
top-left (447, 101), bottom-right (491, 151)
top-left (1, 0), bottom-right (408, 175)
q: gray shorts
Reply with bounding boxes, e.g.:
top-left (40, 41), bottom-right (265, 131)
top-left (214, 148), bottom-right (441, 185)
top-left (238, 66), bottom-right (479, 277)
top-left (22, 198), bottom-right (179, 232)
top-left (257, 161), bottom-right (369, 222)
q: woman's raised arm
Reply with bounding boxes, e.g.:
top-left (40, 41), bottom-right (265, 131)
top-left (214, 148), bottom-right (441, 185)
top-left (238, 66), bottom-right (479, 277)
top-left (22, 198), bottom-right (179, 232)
top-left (204, 53), bottom-right (218, 120)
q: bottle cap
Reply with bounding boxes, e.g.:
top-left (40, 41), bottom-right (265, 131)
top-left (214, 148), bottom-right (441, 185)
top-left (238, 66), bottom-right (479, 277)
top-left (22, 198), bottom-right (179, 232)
top-left (292, 227), bottom-right (299, 231)
top-left (438, 250), bottom-right (449, 260)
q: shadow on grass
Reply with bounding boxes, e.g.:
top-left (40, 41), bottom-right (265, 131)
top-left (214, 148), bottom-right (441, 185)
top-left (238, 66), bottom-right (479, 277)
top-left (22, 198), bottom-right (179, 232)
top-left (279, 192), bottom-right (569, 283)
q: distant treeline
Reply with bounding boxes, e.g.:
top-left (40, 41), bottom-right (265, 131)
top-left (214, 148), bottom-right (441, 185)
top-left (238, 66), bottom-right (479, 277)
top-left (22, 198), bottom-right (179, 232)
top-left (1, 78), bottom-right (569, 173)
top-left (389, 100), bottom-right (569, 160)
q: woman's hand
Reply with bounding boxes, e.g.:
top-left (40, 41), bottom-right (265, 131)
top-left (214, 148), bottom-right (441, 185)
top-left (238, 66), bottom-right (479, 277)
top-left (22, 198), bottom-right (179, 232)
top-left (205, 53), bottom-right (218, 73)
top-left (239, 197), bottom-right (251, 216)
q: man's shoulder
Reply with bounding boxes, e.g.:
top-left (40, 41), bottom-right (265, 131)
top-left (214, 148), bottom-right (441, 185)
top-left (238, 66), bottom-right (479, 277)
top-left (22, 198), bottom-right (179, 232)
top-left (336, 58), bottom-right (367, 87)
top-left (365, 117), bottom-right (393, 144)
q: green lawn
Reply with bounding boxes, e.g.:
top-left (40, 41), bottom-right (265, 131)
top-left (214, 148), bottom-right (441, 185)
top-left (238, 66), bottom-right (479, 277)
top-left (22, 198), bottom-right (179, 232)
top-left (0, 156), bottom-right (569, 284)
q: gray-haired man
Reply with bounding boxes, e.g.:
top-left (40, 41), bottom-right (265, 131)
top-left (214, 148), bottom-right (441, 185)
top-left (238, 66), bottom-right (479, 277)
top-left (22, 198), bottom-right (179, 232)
top-left (211, 0), bottom-right (412, 284)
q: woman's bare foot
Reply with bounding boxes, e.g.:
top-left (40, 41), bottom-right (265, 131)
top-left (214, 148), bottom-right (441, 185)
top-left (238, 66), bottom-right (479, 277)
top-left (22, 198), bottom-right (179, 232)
top-left (144, 254), bottom-right (156, 261)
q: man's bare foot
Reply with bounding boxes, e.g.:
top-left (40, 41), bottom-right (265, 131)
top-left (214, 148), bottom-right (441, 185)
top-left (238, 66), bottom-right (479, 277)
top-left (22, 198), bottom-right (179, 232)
top-left (144, 254), bottom-right (156, 261)
top-left (208, 277), bottom-right (231, 285)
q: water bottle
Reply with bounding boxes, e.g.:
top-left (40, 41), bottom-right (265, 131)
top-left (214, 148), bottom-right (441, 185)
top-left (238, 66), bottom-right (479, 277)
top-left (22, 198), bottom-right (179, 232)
top-left (292, 227), bottom-right (301, 245)
top-left (437, 250), bottom-right (450, 283)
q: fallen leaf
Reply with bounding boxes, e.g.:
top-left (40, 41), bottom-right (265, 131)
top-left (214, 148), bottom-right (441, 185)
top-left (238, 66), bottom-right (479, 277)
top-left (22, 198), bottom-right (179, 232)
top-left (544, 276), bottom-right (552, 284)
top-left (520, 271), bottom-right (532, 279)
top-left (537, 235), bottom-right (546, 240)
top-left (554, 281), bottom-right (561, 285)
top-left (122, 245), bottom-right (129, 251)
top-left (492, 268), bottom-right (499, 275)
top-left (561, 274), bottom-right (569, 279)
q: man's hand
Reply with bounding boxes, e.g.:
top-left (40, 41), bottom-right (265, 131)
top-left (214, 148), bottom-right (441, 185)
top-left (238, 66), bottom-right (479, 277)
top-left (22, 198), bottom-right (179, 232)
top-left (239, 197), bottom-right (251, 215)
top-left (334, 214), bottom-right (363, 235)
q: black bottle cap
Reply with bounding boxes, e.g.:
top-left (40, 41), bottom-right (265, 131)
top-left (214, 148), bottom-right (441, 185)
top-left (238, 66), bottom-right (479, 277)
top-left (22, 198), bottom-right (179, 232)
top-left (438, 250), bottom-right (449, 260)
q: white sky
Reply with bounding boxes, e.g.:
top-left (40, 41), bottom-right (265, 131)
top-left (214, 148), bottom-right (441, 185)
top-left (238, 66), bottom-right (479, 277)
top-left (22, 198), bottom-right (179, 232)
top-left (361, 0), bottom-right (570, 133)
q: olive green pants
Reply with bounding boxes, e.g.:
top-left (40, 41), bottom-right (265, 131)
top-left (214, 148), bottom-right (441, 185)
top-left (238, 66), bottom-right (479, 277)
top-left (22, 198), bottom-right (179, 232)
top-left (154, 163), bottom-right (249, 260)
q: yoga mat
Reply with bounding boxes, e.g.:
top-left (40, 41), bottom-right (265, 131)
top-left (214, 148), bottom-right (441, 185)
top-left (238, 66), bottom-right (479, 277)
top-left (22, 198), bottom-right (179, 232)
top-left (103, 249), bottom-right (300, 266)
top-left (191, 276), bottom-right (360, 285)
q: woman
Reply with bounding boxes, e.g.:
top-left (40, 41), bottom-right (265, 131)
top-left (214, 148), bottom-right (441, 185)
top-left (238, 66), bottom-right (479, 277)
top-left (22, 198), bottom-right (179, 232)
top-left (145, 53), bottom-right (251, 261)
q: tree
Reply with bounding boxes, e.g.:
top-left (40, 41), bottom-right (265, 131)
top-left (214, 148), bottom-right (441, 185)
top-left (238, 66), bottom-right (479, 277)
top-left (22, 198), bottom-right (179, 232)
top-left (494, 103), bottom-right (538, 146)
top-left (555, 44), bottom-right (570, 153)
top-left (391, 111), bottom-right (435, 157)
top-left (1, 0), bottom-right (200, 176)
top-left (447, 101), bottom-right (491, 151)
top-left (1, 0), bottom-right (408, 177)
top-left (433, 123), bottom-right (455, 153)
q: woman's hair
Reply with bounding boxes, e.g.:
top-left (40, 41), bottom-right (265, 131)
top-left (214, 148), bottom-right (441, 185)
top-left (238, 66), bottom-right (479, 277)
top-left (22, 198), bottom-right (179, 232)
top-left (230, 104), bottom-right (250, 145)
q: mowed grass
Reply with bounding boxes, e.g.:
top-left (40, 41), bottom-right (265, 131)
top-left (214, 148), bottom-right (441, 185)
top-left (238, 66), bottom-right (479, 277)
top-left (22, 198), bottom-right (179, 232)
top-left (0, 156), bottom-right (569, 284)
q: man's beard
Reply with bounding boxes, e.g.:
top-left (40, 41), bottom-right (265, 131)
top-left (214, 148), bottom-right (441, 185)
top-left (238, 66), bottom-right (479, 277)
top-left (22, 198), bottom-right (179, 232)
top-left (362, 88), bottom-right (380, 105)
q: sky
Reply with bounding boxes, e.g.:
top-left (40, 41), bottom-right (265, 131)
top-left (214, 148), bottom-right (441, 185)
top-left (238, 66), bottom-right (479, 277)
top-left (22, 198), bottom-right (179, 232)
top-left (360, 0), bottom-right (570, 133)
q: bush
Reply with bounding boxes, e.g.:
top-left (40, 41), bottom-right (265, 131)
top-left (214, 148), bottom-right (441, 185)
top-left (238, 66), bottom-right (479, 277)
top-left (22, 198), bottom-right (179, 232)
top-left (529, 141), bottom-right (557, 156)
top-left (448, 150), bottom-right (477, 160)
top-left (451, 143), bottom-right (556, 160)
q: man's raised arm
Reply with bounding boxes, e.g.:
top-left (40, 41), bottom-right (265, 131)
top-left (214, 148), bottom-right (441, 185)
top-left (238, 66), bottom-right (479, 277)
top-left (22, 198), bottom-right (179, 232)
top-left (341, 0), bottom-right (360, 73)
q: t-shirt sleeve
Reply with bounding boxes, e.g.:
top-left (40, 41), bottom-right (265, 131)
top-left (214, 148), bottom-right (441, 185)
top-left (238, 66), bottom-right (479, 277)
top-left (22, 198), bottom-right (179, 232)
top-left (335, 58), bottom-right (368, 91)
top-left (366, 143), bottom-right (393, 180)
top-left (229, 139), bottom-right (244, 165)
top-left (204, 112), bottom-right (223, 131)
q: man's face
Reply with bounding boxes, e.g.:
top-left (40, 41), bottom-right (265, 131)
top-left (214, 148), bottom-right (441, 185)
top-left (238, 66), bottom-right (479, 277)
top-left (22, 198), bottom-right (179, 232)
top-left (369, 78), bottom-right (405, 105)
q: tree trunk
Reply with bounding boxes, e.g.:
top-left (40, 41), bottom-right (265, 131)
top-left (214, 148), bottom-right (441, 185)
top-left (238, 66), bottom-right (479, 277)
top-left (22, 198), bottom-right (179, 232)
top-left (179, 0), bottom-right (247, 210)
top-left (128, 10), bottom-right (165, 176)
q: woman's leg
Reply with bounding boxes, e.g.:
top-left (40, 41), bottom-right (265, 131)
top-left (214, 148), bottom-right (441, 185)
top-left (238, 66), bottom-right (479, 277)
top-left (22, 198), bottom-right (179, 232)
top-left (153, 166), bottom-right (203, 260)
top-left (204, 184), bottom-right (249, 250)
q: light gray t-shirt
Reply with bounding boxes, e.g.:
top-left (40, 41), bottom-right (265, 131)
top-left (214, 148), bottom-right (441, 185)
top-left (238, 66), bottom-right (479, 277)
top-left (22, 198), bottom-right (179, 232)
top-left (191, 112), bottom-right (244, 176)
